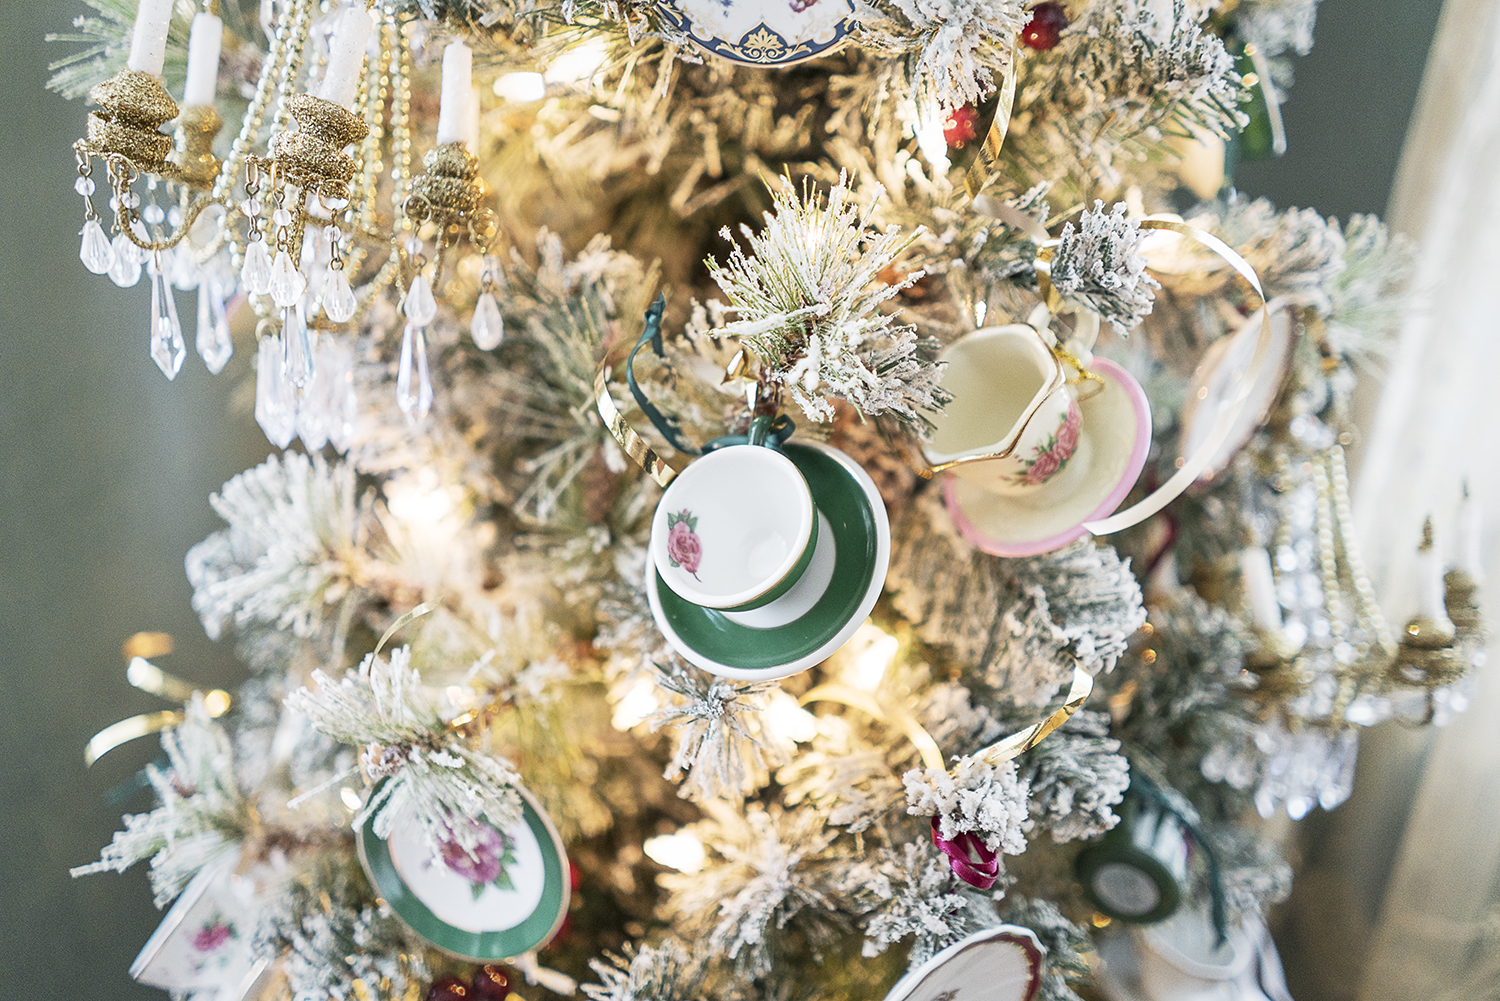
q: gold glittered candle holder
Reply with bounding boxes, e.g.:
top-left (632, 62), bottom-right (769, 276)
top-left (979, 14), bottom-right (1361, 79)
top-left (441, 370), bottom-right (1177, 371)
top-left (406, 142), bottom-right (483, 229)
top-left (267, 93), bottom-right (370, 185)
top-left (164, 105), bottom-right (224, 188)
top-left (1387, 614), bottom-right (1465, 690)
top-left (85, 69), bottom-right (180, 172)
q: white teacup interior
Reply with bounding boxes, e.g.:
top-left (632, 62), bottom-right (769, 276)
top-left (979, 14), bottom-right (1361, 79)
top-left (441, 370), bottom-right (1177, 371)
top-left (929, 329), bottom-right (1050, 458)
top-left (653, 445), bottom-right (813, 609)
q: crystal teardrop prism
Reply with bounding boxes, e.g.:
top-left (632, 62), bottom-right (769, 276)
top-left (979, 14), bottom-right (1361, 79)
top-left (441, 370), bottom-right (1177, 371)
top-left (79, 219), bottom-right (114, 275)
top-left (470, 291), bottom-right (504, 350)
top-left (321, 268), bottom-right (357, 323)
top-left (255, 335), bottom-right (297, 448)
top-left (107, 234), bottom-right (142, 288)
top-left (282, 304), bottom-right (314, 388)
top-left (396, 323), bottom-right (434, 422)
top-left (195, 276), bottom-right (233, 374)
top-left (148, 256), bottom-right (186, 379)
top-left (297, 358), bottom-right (330, 451)
top-left (170, 244), bottom-right (200, 290)
top-left (268, 249), bottom-right (308, 308)
top-left (242, 239), bottom-right (273, 296)
top-left (402, 274), bottom-right (438, 327)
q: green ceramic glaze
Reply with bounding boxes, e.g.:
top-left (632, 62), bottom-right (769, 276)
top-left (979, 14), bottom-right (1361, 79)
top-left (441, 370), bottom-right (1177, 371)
top-left (654, 444), bottom-right (878, 669)
top-left (357, 785), bottom-right (568, 961)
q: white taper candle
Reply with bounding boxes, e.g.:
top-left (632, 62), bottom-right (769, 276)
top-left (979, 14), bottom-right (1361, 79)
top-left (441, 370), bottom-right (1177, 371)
top-left (1457, 483), bottom-right (1484, 580)
top-left (316, 5), bottom-right (376, 109)
top-left (127, 0), bottom-right (175, 77)
top-left (182, 12), bottom-right (224, 106)
top-left (1238, 546), bottom-right (1282, 632)
top-left (463, 84), bottom-right (481, 153)
top-left (435, 42), bottom-right (474, 147)
top-left (1415, 518), bottom-right (1452, 624)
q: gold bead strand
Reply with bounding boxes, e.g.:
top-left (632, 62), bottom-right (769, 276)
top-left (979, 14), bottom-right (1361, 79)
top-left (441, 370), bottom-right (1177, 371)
top-left (388, 13), bottom-right (417, 291)
top-left (215, 0), bottom-right (313, 271)
top-left (1329, 444), bottom-right (1395, 655)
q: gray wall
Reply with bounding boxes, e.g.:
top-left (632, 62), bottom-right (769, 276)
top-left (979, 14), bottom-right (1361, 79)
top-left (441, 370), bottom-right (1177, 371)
top-left (0, 1), bottom-right (1444, 997)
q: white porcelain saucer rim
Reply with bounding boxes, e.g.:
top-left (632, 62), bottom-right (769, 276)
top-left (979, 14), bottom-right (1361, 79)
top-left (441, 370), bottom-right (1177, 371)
top-left (945, 357), bottom-right (1151, 557)
top-left (1178, 307), bottom-right (1294, 484)
top-left (882, 924), bottom-right (1045, 1001)
top-left (646, 442), bottom-right (890, 682)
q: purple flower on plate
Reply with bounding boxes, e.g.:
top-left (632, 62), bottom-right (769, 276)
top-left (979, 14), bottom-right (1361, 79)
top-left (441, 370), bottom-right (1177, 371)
top-left (440, 823), bottom-right (506, 885)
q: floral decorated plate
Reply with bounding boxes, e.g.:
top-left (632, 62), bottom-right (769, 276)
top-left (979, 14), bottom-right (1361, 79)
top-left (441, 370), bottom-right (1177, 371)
top-left (657, 0), bottom-right (855, 66)
top-left (648, 441), bottom-right (890, 681)
top-left (945, 357), bottom-right (1152, 557)
top-left (357, 782), bottom-right (569, 961)
top-left (882, 925), bottom-right (1044, 1001)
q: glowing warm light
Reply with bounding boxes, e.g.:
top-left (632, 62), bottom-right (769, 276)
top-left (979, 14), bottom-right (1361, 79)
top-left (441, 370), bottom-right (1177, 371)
top-left (844, 621), bottom-right (900, 691)
top-left (203, 689), bottom-right (232, 717)
top-left (912, 102), bottom-right (951, 173)
top-left (611, 675), bottom-right (661, 730)
top-left (340, 787), bottom-right (363, 812)
top-left (643, 832), bottom-right (706, 874)
top-left (764, 690), bottom-right (817, 743)
top-left (385, 471), bottom-right (461, 528)
top-left (545, 39), bottom-right (608, 85)
top-left (493, 71), bottom-right (546, 103)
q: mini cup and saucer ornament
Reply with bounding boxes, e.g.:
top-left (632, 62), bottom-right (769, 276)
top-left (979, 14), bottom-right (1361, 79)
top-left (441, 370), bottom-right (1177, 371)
top-left (1074, 793), bottom-right (1190, 925)
top-left (881, 925), bottom-right (1045, 1001)
top-left (1096, 907), bottom-right (1288, 1001)
top-left (130, 857), bottom-right (269, 999)
top-left (646, 414), bottom-right (892, 680)
top-left (1177, 300), bottom-right (1298, 484)
top-left (657, 0), bottom-right (856, 66)
top-left (922, 316), bottom-right (1153, 557)
top-left (356, 781), bottom-right (570, 961)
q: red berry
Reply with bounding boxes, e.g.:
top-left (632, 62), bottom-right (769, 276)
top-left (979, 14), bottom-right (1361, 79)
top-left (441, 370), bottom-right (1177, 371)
top-left (1021, 2), bottom-right (1068, 50)
top-left (470, 966), bottom-right (510, 1001)
top-left (568, 860), bottom-right (582, 892)
top-left (943, 104), bottom-right (981, 148)
top-left (427, 975), bottom-right (469, 1001)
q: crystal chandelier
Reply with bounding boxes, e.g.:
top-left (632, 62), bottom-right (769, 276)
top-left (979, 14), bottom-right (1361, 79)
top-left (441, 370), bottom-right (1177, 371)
top-left (71, 0), bottom-right (501, 442)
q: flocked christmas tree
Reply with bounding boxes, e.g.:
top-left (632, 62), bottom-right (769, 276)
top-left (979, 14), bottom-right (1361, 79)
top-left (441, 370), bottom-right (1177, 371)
top-left (53, 0), bottom-right (1488, 999)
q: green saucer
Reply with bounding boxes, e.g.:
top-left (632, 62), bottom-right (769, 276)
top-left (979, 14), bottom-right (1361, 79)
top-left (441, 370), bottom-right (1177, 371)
top-left (357, 782), bottom-right (569, 961)
top-left (648, 442), bottom-right (890, 680)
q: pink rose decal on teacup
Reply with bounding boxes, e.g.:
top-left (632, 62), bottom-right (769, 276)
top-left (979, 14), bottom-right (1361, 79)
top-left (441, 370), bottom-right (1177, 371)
top-left (1013, 399), bottom-right (1082, 487)
top-left (438, 821), bottom-right (518, 900)
top-left (666, 510), bottom-right (703, 579)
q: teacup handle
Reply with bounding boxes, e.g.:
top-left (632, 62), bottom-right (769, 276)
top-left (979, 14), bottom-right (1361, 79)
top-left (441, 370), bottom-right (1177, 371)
top-left (703, 414), bottom-right (796, 453)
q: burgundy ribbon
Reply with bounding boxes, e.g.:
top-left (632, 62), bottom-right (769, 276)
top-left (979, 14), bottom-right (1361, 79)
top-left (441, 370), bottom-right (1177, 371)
top-left (931, 815), bottom-right (1001, 889)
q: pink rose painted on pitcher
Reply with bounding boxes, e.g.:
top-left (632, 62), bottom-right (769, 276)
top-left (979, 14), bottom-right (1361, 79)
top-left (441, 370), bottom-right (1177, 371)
top-left (666, 510), bottom-right (703, 578)
top-left (1013, 399), bottom-right (1082, 487)
top-left (191, 917), bottom-right (235, 953)
top-left (1054, 400), bottom-right (1081, 456)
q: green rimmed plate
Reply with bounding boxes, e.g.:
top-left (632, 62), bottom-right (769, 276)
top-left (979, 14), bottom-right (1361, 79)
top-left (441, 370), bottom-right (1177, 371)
top-left (648, 442), bottom-right (890, 681)
top-left (356, 783), bottom-right (569, 962)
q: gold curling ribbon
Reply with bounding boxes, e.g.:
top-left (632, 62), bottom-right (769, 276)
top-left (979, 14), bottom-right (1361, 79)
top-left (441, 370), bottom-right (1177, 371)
top-left (85, 711), bottom-right (183, 767)
top-left (84, 634), bottom-right (234, 766)
top-left (963, 42), bottom-right (1020, 201)
top-left (972, 666), bottom-right (1093, 766)
top-left (593, 357), bottom-right (682, 489)
top-left (801, 666), bottom-right (1093, 773)
top-left (1082, 218), bottom-right (1277, 537)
